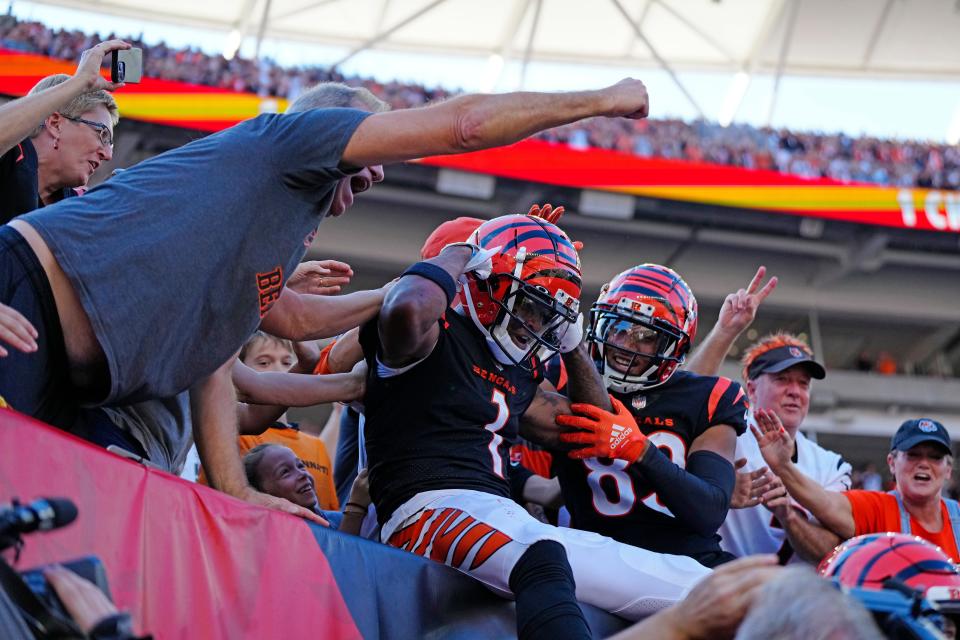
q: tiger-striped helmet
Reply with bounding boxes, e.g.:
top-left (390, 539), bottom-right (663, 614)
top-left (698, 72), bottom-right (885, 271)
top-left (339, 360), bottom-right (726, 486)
top-left (819, 533), bottom-right (960, 618)
top-left (587, 264), bottom-right (697, 393)
top-left (457, 214), bottom-right (581, 369)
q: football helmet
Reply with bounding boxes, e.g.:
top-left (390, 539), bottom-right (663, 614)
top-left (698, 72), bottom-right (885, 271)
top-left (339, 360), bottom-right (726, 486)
top-left (819, 533), bottom-right (960, 616)
top-left (457, 214), bottom-right (582, 369)
top-left (587, 264), bottom-right (697, 393)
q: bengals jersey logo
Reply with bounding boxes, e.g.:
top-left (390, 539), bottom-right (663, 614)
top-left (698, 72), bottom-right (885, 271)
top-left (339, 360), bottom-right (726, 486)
top-left (256, 266), bottom-right (283, 317)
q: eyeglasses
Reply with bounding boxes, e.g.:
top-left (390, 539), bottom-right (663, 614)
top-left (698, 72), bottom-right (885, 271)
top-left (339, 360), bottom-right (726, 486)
top-left (62, 115), bottom-right (113, 148)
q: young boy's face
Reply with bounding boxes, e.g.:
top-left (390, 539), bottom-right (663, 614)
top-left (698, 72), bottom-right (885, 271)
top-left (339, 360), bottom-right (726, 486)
top-left (243, 339), bottom-right (295, 373)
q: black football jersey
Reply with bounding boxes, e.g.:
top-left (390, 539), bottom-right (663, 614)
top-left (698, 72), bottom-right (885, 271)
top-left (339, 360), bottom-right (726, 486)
top-left (360, 311), bottom-right (542, 525)
top-left (555, 370), bottom-right (748, 558)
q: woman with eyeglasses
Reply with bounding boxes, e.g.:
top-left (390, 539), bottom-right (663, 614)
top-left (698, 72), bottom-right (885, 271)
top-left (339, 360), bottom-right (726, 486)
top-left (0, 39), bottom-right (128, 225)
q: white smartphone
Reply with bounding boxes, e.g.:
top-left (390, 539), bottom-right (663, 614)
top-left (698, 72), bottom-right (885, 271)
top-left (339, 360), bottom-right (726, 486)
top-left (111, 47), bottom-right (142, 83)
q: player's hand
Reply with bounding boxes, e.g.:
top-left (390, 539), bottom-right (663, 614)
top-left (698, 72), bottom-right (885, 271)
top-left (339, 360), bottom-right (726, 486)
top-left (557, 314), bottom-right (584, 353)
top-left (602, 78), bottom-right (650, 120)
top-left (0, 302), bottom-right (38, 357)
top-left (525, 203), bottom-right (584, 250)
top-left (43, 564), bottom-right (119, 634)
top-left (557, 396), bottom-right (649, 463)
top-left (657, 555), bottom-right (781, 640)
top-left (287, 259), bottom-right (354, 295)
top-left (443, 242), bottom-right (500, 280)
top-left (238, 486), bottom-right (329, 526)
top-left (716, 266), bottom-right (777, 337)
top-left (730, 458), bottom-right (780, 509)
top-left (751, 408), bottom-right (794, 473)
top-left (74, 40), bottom-right (131, 92)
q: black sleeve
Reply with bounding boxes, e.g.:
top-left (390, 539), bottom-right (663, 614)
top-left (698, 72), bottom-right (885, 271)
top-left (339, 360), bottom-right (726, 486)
top-left (508, 459), bottom-right (534, 504)
top-left (637, 447), bottom-right (735, 537)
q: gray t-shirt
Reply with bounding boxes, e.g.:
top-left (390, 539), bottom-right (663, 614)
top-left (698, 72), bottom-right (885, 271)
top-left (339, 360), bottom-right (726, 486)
top-left (102, 392), bottom-right (192, 473)
top-left (21, 108), bottom-right (370, 405)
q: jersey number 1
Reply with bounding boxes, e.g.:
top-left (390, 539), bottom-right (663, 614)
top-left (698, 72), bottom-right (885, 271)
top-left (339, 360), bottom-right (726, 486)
top-left (484, 389), bottom-right (509, 478)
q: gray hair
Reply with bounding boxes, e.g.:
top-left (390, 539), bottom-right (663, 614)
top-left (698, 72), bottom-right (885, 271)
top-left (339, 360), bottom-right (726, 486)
top-left (286, 82), bottom-right (389, 114)
top-left (736, 567), bottom-right (884, 640)
top-left (27, 74), bottom-right (120, 138)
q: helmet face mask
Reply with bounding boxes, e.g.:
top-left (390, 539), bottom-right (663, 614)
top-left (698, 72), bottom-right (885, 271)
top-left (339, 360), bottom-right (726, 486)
top-left (457, 215), bottom-right (582, 370)
top-left (588, 265), bottom-right (697, 393)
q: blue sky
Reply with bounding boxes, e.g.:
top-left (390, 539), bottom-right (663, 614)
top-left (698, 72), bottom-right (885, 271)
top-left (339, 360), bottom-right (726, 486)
top-left (9, 0), bottom-right (960, 143)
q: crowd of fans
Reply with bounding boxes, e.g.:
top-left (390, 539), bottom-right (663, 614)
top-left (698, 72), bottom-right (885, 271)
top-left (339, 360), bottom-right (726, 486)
top-left (2, 14), bottom-right (960, 191)
top-left (2, 30), bottom-right (960, 640)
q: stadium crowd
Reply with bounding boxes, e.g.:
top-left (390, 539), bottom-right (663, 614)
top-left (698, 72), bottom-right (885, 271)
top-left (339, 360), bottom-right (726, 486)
top-left (2, 35), bottom-right (960, 640)
top-left (2, 14), bottom-right (960, 191)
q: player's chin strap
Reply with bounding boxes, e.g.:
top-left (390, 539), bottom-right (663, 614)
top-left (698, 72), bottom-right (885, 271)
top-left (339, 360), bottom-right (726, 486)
top-left (458, 278), bottom-right (516, 366)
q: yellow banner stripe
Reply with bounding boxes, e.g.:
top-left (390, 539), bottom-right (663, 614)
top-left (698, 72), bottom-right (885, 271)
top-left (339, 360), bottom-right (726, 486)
top-left (602, 185), bottom-right (907, 212)
top-left (113, 93), bottom-right (288, 121)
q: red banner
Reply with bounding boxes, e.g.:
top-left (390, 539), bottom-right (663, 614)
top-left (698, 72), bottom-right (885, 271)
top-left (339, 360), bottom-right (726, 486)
top-left (0, 408), bottom-right (359, 639)
top-left (3, 48), bottom-right (957, 233)
top-left (418, 141), bottom-right (960, 234)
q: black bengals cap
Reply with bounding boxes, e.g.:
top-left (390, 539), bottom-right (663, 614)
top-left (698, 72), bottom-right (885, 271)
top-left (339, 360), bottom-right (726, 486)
top-left (746, 344), bottom-right (826, 380)
top-left (891, 418), bottom-right (952, 454)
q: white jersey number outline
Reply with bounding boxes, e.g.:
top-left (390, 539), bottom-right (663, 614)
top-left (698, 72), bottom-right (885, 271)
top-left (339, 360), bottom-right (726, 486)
top-left (484, 389), bottom-right (509, 478)
top-left (584, 431), bottom-right (687, 518)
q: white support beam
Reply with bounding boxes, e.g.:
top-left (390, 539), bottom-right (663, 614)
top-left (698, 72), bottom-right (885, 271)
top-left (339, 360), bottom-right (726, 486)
top-left (270, 0), bottom-right (346, 23)
top-left (328, 0), bottom-right (450, 71)
top-left (861, 0), bottom-right (895, 68)
top-left (650, 0), bottom-right (736, 62)
top-left (609, 0), bottom-right (705, 118)
top-left (223, 0), bottom-right (261, 60)
top-left (254, 0), bottom-right (274, 60)
top-left (518, 0), bottom-right (543, 89)
top-left (484, 0), bottom-right (532, 92)
top-left (766, 0), bottom-right (801, 126)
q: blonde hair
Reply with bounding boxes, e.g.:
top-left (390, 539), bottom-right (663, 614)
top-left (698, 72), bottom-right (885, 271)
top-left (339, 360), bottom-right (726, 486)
top-left (239, 331), bottom-right (295, 364)
top-left (287, 82), bottom-right (390, 114)
top-left (28, 74), bottom-right (119, 138)
top-left (740, 331), bottom-right (813, 382)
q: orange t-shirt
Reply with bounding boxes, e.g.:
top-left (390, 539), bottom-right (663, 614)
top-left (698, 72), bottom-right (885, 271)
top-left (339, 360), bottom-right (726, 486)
top-left (199, 425), bottom-right (339, 510)
top-left (844, 490), bottom-right (960, 561)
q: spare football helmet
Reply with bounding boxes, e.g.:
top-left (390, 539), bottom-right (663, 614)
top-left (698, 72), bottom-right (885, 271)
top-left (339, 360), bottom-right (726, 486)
top-left (587, 264), bottom-right (697, 393)
top-left (819, 532), bottom-right (960, 617)
top-left (457, 214), bottom-right (581, 369)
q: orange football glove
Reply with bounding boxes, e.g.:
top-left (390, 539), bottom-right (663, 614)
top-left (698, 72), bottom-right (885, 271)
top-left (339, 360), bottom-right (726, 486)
top-left (557, 396), bottom-right (648, 463)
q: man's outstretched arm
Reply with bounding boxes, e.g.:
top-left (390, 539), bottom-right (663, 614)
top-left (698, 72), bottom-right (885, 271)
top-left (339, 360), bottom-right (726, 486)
top-left (260, 285), bottom-right (390, 342)
top-left (340, 79), bottom-right (649, 168)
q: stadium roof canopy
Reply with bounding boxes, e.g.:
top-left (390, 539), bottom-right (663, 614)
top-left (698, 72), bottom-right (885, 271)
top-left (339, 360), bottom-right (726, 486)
top-left (27, 0), bottom-right (960, 82)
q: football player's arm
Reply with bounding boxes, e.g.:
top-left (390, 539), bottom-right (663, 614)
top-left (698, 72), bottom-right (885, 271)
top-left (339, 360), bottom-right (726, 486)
top-left (685, 266), bottom-right (776, 377)
top-left (520, 390), bottom-right (574, 449)
top-left (191, 356), bottom-right (327, 524)
top-left (378, 246), bottom-right (473, 367)
top-left (259, 285), bottom-right (390, 342)
top-left (340, 80), bottom-right (649, 168)
top-left (635, 424), bottom-right (738, 536)
top-left (561, 343), bottom-right (612, 410)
